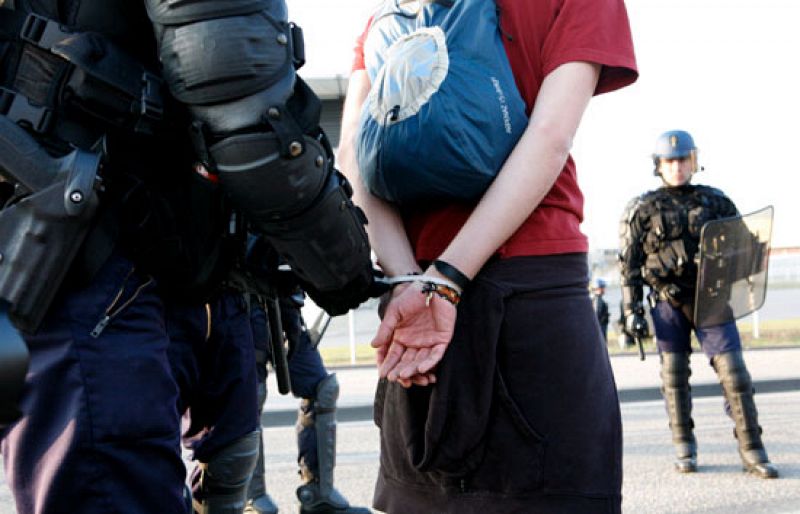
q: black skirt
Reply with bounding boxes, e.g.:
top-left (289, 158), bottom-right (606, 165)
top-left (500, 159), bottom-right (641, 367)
top-left (373, 253), bottom-right (622, 514)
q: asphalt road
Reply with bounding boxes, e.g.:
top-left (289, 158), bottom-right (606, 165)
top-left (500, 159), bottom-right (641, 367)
top-left (242, 391), bottom-right (800, 514)
top-left (1, 390), bottom-right (798, 513)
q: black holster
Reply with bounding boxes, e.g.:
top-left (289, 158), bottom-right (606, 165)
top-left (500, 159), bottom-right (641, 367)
top-left (0, 116), bottom-right (101, 334)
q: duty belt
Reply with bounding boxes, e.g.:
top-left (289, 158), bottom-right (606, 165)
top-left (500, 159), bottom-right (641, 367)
top-left (0, 10), bottom-right (164, 143)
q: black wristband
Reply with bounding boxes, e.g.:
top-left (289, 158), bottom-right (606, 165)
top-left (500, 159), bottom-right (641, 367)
top-left (433, 259), bottom-right (470, 291)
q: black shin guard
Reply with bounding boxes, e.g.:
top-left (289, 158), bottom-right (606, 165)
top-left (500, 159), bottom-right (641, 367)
top-left (194, 430), bottom-right (262, 514)
top-left (295, 375), bottom-right (371, 514)
top-left (660, 352), bottom-right (697, 472)
top-left (713, 351), bottom-right (778, 479)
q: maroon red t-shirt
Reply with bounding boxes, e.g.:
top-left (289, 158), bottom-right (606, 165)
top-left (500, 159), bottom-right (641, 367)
top-left (352, 0), bottom-right (638, 261)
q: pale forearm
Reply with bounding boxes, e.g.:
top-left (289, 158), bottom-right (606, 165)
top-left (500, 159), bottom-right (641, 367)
top-left (438, 62), bottom-right (601, 278)
top-left (438, 121), bottom-right (573, 276)
top-left (338, 71), bottom-right (420, 276)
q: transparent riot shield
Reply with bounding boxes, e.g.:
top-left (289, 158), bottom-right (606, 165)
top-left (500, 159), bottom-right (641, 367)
top-left (694, 206), bottom-right (773, 328)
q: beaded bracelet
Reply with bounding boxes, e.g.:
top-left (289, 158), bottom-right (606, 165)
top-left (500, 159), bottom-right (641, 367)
top-left (421, 281), bottom-right (461, 306)
top-left (377, 275), bottom-right (462, 306)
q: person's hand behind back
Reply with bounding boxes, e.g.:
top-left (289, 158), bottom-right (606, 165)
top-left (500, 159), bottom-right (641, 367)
top-left (371, 282), bottom-right (456, 387)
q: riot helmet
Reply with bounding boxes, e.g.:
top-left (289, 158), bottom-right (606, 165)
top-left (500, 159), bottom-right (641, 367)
top-left (652, 130), bottom-right (699, 177)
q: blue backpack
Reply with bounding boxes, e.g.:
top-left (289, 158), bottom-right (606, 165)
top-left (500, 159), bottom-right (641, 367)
top-left (357, 0), bottom-right (528, 205)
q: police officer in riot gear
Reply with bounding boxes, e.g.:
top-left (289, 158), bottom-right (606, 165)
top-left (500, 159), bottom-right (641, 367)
top-left (0, 1), bottom-right (380, 513)
top-left (618, 129), bottom-right (778, 479)
top-left (247, 291), bottom-right (370, 514)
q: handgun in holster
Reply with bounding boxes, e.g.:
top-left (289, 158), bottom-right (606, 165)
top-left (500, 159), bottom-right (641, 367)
top-left (0, 114), bottom-right (103, 426)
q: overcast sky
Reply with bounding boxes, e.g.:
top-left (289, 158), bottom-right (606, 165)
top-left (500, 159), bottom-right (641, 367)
top-left (289, 0), bottom-right (800, 250)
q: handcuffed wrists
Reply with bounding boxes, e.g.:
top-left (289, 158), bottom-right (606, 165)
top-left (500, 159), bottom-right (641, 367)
top-left (378, 274), bottom-right (462, 306)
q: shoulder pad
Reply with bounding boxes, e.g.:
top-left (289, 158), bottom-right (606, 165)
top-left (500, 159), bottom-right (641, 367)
top-left (694, 184), bottom-right (735, 203)
top-left (621, 194), bottom-right (645, 223)
top-left (694, 184), bottom-right (739, 215)
top-left (640, 188), bottom-right (662, 200)
top-left (693, 184), bottom-right (725, 197)
top-left (635, 188), bottom-right (665, 208)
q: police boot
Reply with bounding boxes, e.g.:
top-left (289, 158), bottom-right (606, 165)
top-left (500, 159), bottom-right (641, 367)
top-left (660, 352), bottom-right (697, 473)
top-left (246, 382), bottom-right (280, 514)
top-left (713, 351), bottom-right (778, 479)
top-left (193, 430), bottom-right (262, 514)
top-left (295, 375), bottom-right (371, 514)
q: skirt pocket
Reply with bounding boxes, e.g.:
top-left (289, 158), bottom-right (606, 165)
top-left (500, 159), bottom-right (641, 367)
top-left (468, 367), bottom-right (546, 494)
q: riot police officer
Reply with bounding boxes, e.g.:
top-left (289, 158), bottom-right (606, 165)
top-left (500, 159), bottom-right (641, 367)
top-left (0, 1), bottom-right (380, 513)
top-left (618, 130), bottom-right (778, 479)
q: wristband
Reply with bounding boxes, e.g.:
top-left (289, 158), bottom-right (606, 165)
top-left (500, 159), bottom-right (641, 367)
top-left (433, 259), bottom-right (470, 291)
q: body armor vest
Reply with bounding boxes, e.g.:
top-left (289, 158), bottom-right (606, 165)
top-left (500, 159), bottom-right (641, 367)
top-left (619, 184), bottom-right (738, 306)
top-left (0, 0), bottom-right (234, 304)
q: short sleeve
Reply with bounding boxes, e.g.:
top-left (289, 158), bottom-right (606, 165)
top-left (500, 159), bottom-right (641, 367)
top-left (351, 16), bottom-right (374, 72)
top-left (542, 0), bottom-right (638, 95)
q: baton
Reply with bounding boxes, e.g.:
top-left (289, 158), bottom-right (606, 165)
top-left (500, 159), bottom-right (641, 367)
top-left (266, 297), bottom-right (291, 395)
top-left (634, 334), bottom-right (646, 361)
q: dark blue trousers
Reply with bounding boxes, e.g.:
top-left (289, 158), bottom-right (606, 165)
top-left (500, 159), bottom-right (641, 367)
top-left (165, 292), bottom-right (260, 464)
top-left (1, 254), bottom-right (187, 514)
top-left (651, 300), bottom-right (742, 358)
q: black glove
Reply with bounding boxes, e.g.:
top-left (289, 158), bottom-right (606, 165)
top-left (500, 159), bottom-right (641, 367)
top-left (624, 306), bottom-right (649, 339)
top-left (301, 267), bottom-right (389, 316)
top-left (625, 313), bottom-right (649, 339)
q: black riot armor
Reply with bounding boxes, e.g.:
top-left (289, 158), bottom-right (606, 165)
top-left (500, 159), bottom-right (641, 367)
top-left (0, 0), bottom-right (379, 327)
top-left (0, 0), bottom-right (379, 438)
top-left (144, 0), bottom-right (380, 315)
top-left (618, 184), bottom-right (738, 319)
